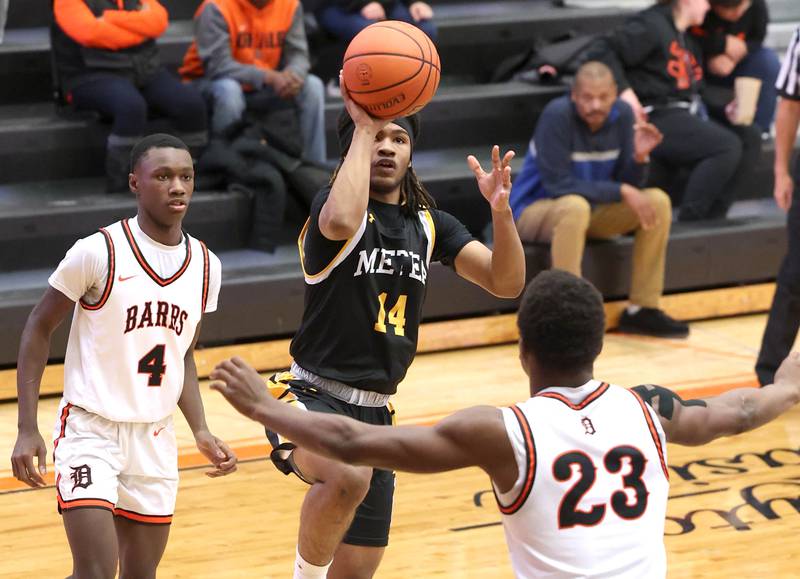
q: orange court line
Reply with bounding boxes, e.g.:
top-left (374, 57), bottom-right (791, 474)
top-left (672, 379), bottom-right (758, 399)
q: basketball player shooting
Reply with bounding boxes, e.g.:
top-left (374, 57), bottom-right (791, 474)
top-left (237, 75), bottom-right (525, 578)
top-left (212, 269), bottom-right (800, 578)
top-left (11, 134), bottom-right (237, 578)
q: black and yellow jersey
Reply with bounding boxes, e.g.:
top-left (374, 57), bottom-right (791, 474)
top-left (290, 188), bottom-right (474, 395)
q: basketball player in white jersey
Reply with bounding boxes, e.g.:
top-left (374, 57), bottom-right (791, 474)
top-left (210, 269), bottom-right (800, 578)
top-left (11, 134), bottom-right (237, 578)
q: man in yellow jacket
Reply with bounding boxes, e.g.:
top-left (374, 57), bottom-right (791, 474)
top-left (181, 0), bottom-right (326, 164)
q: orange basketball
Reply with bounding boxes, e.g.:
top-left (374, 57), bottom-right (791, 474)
top-left (342, 20), bottom-right (441, 119)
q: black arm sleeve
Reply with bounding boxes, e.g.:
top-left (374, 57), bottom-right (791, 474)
top-left (632, 384), bottom-right (707, 419)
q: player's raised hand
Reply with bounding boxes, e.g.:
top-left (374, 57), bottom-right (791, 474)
top-left (339, 70), bottom-right (388, 133)
top-left (211, 357), bottom-right (274, 420)
top-left (467, 145), bottom-right (515, 212)
top-left (194, 430), bottom-right (238, 478)
top-left (11, 428), bottom-right (48, 488)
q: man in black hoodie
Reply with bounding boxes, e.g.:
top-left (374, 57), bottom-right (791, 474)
top-left (584, 0), bottom-right (761, 222)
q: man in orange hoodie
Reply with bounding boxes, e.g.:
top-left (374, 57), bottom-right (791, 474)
top-left (181, 0), bottom-right (326, 164)
top-left (52, 0), bottom-right (208, 192)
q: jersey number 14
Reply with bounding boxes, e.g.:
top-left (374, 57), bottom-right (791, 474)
top-left (374, 293), bottom-right (408, 336)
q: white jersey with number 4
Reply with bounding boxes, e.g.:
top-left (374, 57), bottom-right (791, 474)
top-left (494, 380), bottom-right (670, 578)
top-left (49, 218), bottom-right (220, 423)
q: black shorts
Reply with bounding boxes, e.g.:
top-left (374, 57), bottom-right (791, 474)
top-left (265, 373), bottom-right (396, 547)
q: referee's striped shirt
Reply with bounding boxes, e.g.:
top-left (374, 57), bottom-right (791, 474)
top-left (777, 26), bottom-right (800, 100)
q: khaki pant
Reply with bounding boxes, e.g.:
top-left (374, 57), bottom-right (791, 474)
top-left (516, 188), bottom-right (672, 308)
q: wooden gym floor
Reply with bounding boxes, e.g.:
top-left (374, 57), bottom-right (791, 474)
top-left (1, 312), bottom-right (800, 577)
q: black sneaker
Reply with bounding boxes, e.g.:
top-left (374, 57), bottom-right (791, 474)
top-left (617, 308), bottom-right (689, 338)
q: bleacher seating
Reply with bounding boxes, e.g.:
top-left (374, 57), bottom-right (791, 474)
top-left (0, 0), bottom-right (798, 367)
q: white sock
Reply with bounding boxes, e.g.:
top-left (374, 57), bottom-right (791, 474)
top-left (626, 304), bottom-right (642, 315)
top-left (293, 549), bottom-right (332, 579)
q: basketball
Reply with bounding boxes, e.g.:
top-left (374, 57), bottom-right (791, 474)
top-left (342, 20), bottom-right (441, 119)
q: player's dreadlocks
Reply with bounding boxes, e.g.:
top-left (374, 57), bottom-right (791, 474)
top-left (327, 162), bottom-right (437, 217)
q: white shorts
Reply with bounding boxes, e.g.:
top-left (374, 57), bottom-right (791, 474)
top-left (51, 398), bottom-right (179, 524)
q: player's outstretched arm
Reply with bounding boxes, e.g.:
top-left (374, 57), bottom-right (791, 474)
top-left (178, 324), bottom-right (237, 478)
top-left (454, 146), bottom-right (525, 298)
top-left (319, 72), bottom-right (389, 241)
top-left (633, 352), bottom-right (800, 446)
top-left (210, 357), bottom-right (517, 483)
top-left (12, 287), bottom-right (75, 487)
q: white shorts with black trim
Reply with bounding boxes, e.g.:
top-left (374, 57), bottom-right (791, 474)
top-left (51, 398), bottom-right (178, 524)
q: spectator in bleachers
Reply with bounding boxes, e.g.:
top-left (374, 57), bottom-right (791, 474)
top-left (180, 0), bottom-right (326, 165)
top-left (691, 0), bottom-right (781, 136)
top-left (510, 61), bottom-right (689, 338)
top-left (584, 0), bottom-right (761, 222)
top-left (52, 0), bottom-right (208, 193)
top-left (315, 1), bottom-right (436, 43)
top-left (756, 27), bottom-right (800, 386)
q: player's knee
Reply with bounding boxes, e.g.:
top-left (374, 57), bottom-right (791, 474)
top-left (324, 463), bottom-right (372, 506)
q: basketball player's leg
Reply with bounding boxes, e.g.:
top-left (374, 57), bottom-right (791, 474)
top-left (63, 508), bottom-right (119, 578)
top-left (291, 447), bottom-right (373, 568)
top-left (327, 466), bottom-right (394, 579)
top-left (113, 419), bottom-right (178, 578)
top-left (53, 402), bottom-right (124, 578)
top-left (114, 517), bottom-right (170, 579)
top-left (329, 544), bottom-right (385, 579)
top-left (266, 379), bottom-right (390, 577)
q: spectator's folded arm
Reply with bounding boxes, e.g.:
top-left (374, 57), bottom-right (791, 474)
top-left (54, 0), bottom-right (148, 50)
top-left (101, 0), bottom-right (169, 40)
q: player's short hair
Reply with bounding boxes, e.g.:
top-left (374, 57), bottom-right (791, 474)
top-left (130, 133), bottom-right (190, 172)
top-left (517, 270), bottom-right (605, 372)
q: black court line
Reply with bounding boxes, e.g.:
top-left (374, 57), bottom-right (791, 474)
top-left (668, 487), bottom-right (731, 500)
top-left (451, 521), bottom-right (502, 532)
top-left (0, 455), bottom-right (268, 496)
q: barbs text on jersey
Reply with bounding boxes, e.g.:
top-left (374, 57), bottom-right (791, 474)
top-left (124, 301), bottom-right (190, 336)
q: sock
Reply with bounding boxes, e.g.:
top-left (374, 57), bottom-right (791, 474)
top-left (293, 549), bottom-right (332, 579)
top-left (626, 304), bottom-right (642, 315)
